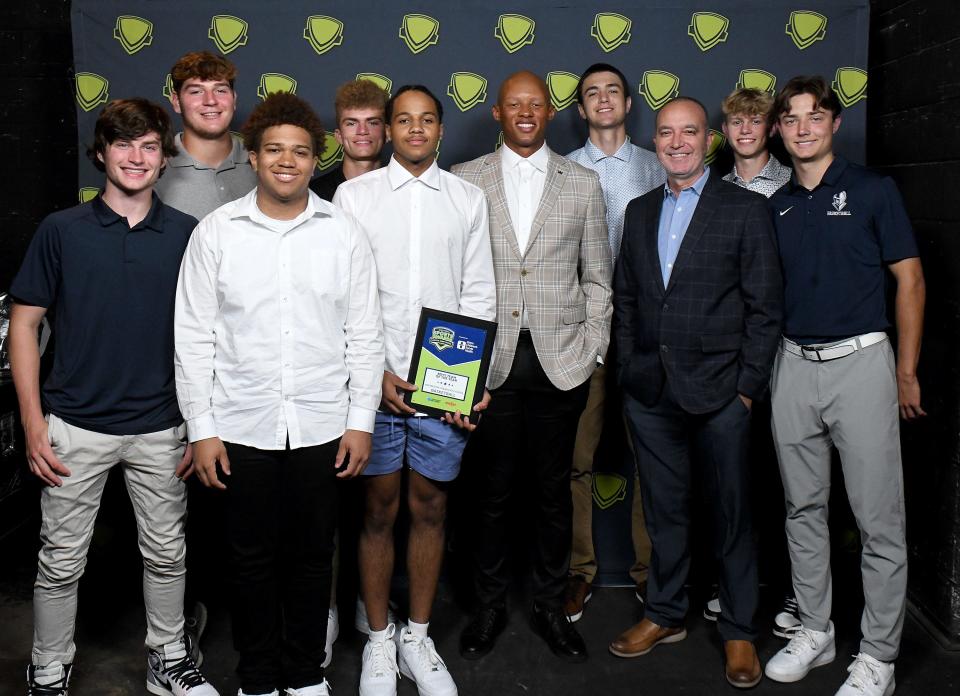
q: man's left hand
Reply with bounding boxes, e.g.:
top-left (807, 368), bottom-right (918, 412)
top-left (174, 443), bottom-right (195, 480)
top-left (897, 373), bottom-right (926, 420)
top-left (336, 429), bottom-right (372, 478)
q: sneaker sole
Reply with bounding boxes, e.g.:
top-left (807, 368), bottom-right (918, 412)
top-left (567, 592), bottom-right (592, 623)
top-left (772, 625), bottom-right (801, 640)
top-left (764, 646), bottom-right (836, 683)
top-left (146, 679), bottom-right (173, 696)
top-left (608, 629), bottom-right (687, 658)
top-left (398, 656), bottom-right (459, 696)
top-left (703, 610), bottom-right (719, 622)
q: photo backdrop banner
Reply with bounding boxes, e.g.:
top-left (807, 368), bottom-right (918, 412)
top-left (72, 0), bottom-right (869, 583)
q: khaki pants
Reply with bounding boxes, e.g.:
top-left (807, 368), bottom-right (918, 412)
top-left (570, 363), bottom-right (652, 584)
top-left (32, 414), bottom-right (188, 666)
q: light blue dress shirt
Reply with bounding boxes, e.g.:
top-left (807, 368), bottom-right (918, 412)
top-left (658, 167), bottom-right (710, 286)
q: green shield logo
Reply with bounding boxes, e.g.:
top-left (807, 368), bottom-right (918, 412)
top-left (688, 12), bottom-right (729, 52)
top-left (639, 70), bottom-right (680, 111)
top-left (736, 69), bottom-right (777, 93)
top-left (75, 72), bottom-right (109, 112)
top-left (591, 13), bottom-right (632, 52)
top-left (592, 472), bottom-right (627, 510)
top-left (257, 73), bottom-right (297, 101)
top-left (832, 67), bottom-right (867, 108)
top-left (317, 131), bottom-right (343, 170)
top-left (786, 11), bottom-right (827, 50)
top-left (495, 131), bottom-right (503, 150)
top-left (113, 15), bottom-right (153, 55)
top-left (78, 187), bottom-right (99, 204)
top-left (495, 14), bottom-right (535, 53)
top-left (356, 73), bottom-right (392, 97)
top-left (303, 15), bottom-right (344, 55)
top-left (705, 129), bottom-right (726, 166)
top-left (447, 72), bottom-right (487, 112)
top-left (546, 71), bottom-right (580, 111)
top-left (399, 14), bottom-right (439, 54)
top-left (208, 15), bottom-right (248, 54)
top-left (162, 73), bottom-right (174, 101)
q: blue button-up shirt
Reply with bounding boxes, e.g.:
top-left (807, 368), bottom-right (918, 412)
top-left (657, 167), bottom-right (710, 285)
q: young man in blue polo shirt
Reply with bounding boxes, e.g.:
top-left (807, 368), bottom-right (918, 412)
top-left (764, 76), bottom-right (925, 696)
top-left (8, 99), bottom-right (217, 696)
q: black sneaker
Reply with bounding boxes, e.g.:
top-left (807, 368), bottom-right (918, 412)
top-left (27, 662), bottom-right (71, 696)
top-left (183, 601), bottom-right (208, 667)
top-left (146, 638), bottom-right (218, 696)
top-left (703, 590), bottom-right (720, 622)
top-left (773, 596), bottom-right (802, 639)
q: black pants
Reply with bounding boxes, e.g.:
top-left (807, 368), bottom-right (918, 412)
top-left (223, 440), bottom-right (339, 693)
top-left (624, 386), bottom-right (758, 641)
top-left (472, 332), bottom-right (590, 609)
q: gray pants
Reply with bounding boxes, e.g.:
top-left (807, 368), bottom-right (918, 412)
top-left (33, 414), bottom-right (188, 666)
top-left (771, 337), bottom-right (907, 661)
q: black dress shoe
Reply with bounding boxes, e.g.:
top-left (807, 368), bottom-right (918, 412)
top-left (460, 604), bottom-right (507, 660)
top-left (531, 603), bottom-right (589, 663)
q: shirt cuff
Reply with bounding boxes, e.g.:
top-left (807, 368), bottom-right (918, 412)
top-left (186, 414), bottom-right (217, 443)
top-left (346, 405), bottom-right (376, 434)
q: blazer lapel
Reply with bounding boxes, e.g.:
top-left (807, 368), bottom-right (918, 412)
top-left (644, 191), bottom-right (666, 295)
top-left (480, 153), bottom-right (522, 260)
top-left (665, 174), bottom-right (720, 295)
top-left (524, 149), bottom-right (564, 256)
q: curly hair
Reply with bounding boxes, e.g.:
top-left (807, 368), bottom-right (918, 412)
top-left (170, 51), bottom-right (237, 93)
top-left (86, 98), bottom-right (177, 172)
top-left (241, 92), bottom-right (326, 157)
top-left (334, 79), bottom-right (388, 122)
top-left (721, 88), bottom-right (775, 123)
top-left (774, 75), bottom-right (843, 119)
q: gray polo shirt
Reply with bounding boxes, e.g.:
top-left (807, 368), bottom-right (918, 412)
top-left (155, 132), bottom-right (257, 221)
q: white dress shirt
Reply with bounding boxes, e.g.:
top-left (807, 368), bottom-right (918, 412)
top-left (334, 158), bottom-right (496, 381)
top-left (500, 142), bottom-right (549, 254)
top-left (175, 189), bottom-right (384, 449)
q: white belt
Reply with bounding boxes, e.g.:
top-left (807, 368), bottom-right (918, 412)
top-left (782, 332), bottom-right (887, 362)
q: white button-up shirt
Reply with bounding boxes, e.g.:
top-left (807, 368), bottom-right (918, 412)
top-left (500, 142), bottom-right (548, 254)
top-left (334, 158), bottom-right (496, 380)
top-left (174, 189), bottom-right (384, 449)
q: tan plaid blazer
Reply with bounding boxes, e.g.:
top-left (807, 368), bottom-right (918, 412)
top-left (452, 148), bottom-right (612, 391)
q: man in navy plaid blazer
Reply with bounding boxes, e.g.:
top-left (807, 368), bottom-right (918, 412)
top-left (608, 97), bottom-right (782, 689)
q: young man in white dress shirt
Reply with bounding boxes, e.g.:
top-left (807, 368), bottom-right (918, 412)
top-left (174, 93), bottom-right (384, 696)
top-left (334, 84), bottom-right (496, 696)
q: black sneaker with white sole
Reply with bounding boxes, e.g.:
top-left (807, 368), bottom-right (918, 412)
top-left (773, 596), bottom-right (802, 639)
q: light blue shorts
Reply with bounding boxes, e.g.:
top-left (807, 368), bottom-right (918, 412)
top-left (364, 411), bottom-right (469, 482)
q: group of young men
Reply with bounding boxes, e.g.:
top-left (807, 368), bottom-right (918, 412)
top-left (7, 48), bottom-right (922, 696)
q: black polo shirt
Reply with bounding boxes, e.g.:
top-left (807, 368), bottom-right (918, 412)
top-left (769, 156), bottom-right (918, 344)
top-left (10, 193), bottom-right (198, 435)
top-left (309, 166), bottom-right (346, 202)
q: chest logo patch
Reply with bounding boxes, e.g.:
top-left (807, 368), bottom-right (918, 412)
top-left (828, 190), bottom-right (852, 216)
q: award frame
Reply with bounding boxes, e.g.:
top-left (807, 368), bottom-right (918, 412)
top-left (403, 307), bottom-right (498, 419)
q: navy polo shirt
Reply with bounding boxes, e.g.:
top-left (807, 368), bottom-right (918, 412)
top-left (10, 193), bottom-right (198, 435)
top-left (769, 156), bottom-right (918, 344)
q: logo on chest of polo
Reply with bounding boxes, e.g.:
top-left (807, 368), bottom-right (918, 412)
top-left (827, 190), bottom-right (852, 216)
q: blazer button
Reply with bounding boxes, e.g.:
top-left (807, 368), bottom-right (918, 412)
top-left (662, 303), bottom-right (669, 311)
top-left (520, 268), bottom-right (528, 276)
top-left (661, 345), bottom-right (669, 353)
top-left (512, 310), bottom-right (520, 318)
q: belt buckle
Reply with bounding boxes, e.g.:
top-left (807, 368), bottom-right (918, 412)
top-left (799, 344), bottom-right (824, 361)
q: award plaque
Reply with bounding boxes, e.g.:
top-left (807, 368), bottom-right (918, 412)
top-left (403, 307), bottom-right (498, 419)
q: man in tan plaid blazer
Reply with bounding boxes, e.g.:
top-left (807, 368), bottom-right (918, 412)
top-left (452, 71), bottom-right (612, 664)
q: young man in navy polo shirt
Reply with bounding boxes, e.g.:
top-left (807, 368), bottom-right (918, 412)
top-left (8, 99), bottom-right (217, 696)
top-left (764, 76), bottom-right (925, 696)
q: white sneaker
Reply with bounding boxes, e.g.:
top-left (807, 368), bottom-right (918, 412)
top-left (359, 624), bottom-right (399, 696)
top-left (27, 661), bottom-right (72, 696)
top-left (355, 598), bottom-right (398, 634)
top-left (322, 606), bottom-right (339, 669)
top-left (835, 653), bottom-right (895, 696)
top-left (147, 639), bottom-right (219, 696)
top-left (764, 622), bottom-right (836, 683)
top-left (395, 624), bottom-right (457, 696)
top-left (285, 680), bottom-right (332, 696)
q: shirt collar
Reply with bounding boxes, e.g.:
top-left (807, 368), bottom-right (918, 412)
top-left (663, 167), bottom-right (710, 199)
top-left (92, 191), bottom-right (167, 232)
top-left (500, 141), bottom-right (549, 174)
top-left (229, 188), bottom-right (332, 230)
top-left (583, 137), bottom-right (633, 164)
top-left (166, 132), bottom-right (250, 170)
top-left (729, 154), bottom-right (787, 183)
top-left (786, 154), bottom-right (848, 193)
top-left (387, 156), bottom-right (441, 191)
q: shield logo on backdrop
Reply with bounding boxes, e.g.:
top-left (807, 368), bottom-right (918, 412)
top-left (786, 11), bottom-right (827, 50)
top-left (399, 14), bottom-right (439, 54)
top-left (208, 15), bottom-right (248, 54)
top-left (832, 67), bottom-right (867, 108)
top-left (705, 129), bottom-right (727, 166)
top-left (303, 15), bottom-right (344, 55)
top-left (78, 187), bottom-right (99, 204)
top-left (495, 14), bottom-right (535, 53)
top-left (447, 72), bottom-right (488, 112)
top-left (113, 15), bottom-right (153, 55)
top-left (317, 131), bottom-right (343, 171)
top-left (75, 72), bottom-right (109, 112)
top-left (546, 71), bottom-right (580, 111)
top-left (736, 69), bottom-right (777, 93)
top-left (639, 70), bottom-right (680, 111)
top-left (592, 473), bottom-right (627, 510)
top-left (356, 73), bottom-right (392, 97)
top-left (687, 12), bottom-right (729, 52)
top-left (591, 13), bottom-right (632, 52)
top-left (161, 73), bottom-right (174, 102)
top-left (495, 131), bottom-right (504, 150)
top-left (257, 73), bottom-right (297, 101)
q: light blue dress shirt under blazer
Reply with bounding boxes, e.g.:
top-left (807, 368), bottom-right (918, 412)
top-left (657, 167), bottom-right (710, 286)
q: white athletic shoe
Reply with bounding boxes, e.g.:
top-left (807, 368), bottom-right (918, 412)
top-left (355, 598), bottom-right (398, 634)
top-left (147, 639), bottom-right (219, 696)
top-left (322, 606), bottom-right (339, 669)
top-left (284, 680), bottom-right (332, 696)
top-left (395, 624), bottom-right (458, 696)
top-left (27, 661), bottom-right (72, 696)
top-left (834, 653), bottom-right (895, 696)
top-left (359, 624), bottom-right (399, 696)
top-left (764, 621), bottom-right (836, 683)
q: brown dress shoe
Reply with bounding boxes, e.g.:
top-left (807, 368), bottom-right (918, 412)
top-left (725, 640), bottom-right (762, 688)
top-left (563, 576), bottom-right (592, 622)
top-left (608, 617), bottom-right (687, 658)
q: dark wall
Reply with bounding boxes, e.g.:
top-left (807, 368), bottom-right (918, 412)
top-left (868, 0), bottom-right (960, 642)
top-left (0, 0), bottom-right (75, 290)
